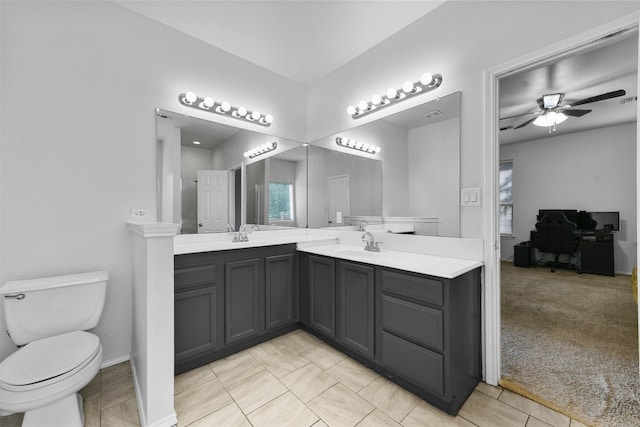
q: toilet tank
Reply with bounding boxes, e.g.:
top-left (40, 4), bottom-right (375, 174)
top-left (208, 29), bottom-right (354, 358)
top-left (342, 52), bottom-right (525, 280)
top-left (1, 271), bottom-right (108, 346)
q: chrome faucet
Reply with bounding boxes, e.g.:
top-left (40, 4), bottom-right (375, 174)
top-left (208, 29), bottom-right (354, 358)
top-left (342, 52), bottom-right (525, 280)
top-left (231, 225), bottom-right (250, 242)
top-left (358, 220), bottom-right (369, 232)
top-left (362, 232), bottom-right (381, 252)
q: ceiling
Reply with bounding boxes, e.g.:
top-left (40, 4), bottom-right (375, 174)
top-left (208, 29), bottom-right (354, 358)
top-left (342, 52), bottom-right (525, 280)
top-left (139, 2), bottom-right (637, 145)
top-left (115, 0), bottom-right (445, 87)
top-left (499, 29), bottom-right (638, 145)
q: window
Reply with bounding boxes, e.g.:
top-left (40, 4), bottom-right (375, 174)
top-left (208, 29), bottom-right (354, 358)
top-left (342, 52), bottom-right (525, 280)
top-left (500, 160), bottom-right (513, 235)
top-left (269, 182), bottom-right (294, 221)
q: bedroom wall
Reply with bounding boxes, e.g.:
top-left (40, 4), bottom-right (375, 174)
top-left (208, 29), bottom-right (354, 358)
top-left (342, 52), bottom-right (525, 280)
top-left (500, 122), bottom-right (637, 274)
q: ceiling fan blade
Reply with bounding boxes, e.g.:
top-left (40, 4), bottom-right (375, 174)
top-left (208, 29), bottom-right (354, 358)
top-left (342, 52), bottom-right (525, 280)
top-left (568, 89), bottom-right (626, 107)
top-left (500, 111), bottom-right (542, 121)
top-left (514, 117), bottom-right (538, 129)
top-left (561, 109), bottom-right (591, 117)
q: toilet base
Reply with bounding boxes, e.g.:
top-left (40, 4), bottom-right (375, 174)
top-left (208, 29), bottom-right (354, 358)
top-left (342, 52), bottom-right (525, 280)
top-left (22, 393), bottom-right (84, 427)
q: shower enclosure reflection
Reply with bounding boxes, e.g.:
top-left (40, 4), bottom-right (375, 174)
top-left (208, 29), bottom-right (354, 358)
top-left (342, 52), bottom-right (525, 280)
top-left (156, 109), bottom-right (306, 234)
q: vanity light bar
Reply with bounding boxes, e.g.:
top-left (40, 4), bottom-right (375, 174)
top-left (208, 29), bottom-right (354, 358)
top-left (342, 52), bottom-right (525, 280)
top-left (178, 92), bottom-right (273, 127)
top-left (244, 141), bottom-right (278, 158)
top-left (347, 72), bottom-right (442, 119)
top-left (336, 137), bottom-right (381, 154)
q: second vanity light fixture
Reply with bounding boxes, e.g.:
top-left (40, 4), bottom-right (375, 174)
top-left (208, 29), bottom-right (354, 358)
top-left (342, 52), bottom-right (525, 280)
top-left (347, 72), bottom-right (442, 119)
top-left (244, 141), bottom-right (277, 158)
top-left (336, 137), bottom-right (381, 154)
top-left (179, 91), bottom-right (273, 127)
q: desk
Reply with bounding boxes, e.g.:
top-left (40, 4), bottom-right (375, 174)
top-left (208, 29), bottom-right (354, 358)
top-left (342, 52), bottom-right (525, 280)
top-left (530, 230), bottom-right (614, 276)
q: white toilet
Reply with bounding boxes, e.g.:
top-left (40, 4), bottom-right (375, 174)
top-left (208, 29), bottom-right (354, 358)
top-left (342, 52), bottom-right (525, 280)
top-left (0, 271), bottom-right (108, 427)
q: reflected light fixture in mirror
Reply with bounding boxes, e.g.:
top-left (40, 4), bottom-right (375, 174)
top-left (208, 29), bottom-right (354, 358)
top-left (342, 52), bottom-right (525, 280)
top-left (179, 91), bottom-right (274, 127)
top-left (335, 137), bottom-right (380, 154)
top-left (347, 72), bottom-right (442, 119)
top-left (244, 141), bottom-right (278, 158)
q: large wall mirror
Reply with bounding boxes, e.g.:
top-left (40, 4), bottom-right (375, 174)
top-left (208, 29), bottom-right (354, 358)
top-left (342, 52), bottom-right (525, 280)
top-left (308, 91), bottom-right (461, 237)
top-left (157, 91), bottom-right (460, 237)
top-left (156, 109), bottom-right (307, 234)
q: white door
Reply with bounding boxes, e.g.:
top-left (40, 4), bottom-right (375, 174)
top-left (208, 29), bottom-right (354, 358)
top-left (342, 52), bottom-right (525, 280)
top-left (328, 175), bottom-right (349, 224)
top-left (197, 170), bottom-right (229, 233)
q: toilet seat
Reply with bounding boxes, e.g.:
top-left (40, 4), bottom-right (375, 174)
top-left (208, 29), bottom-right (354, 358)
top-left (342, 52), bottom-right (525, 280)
top-left (0, 331), bottom-right (100, 392)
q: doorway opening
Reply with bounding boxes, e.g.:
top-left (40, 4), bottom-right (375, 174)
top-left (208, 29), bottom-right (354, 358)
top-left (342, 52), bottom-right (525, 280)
top-left (491, 20), bottom-right (639, 426)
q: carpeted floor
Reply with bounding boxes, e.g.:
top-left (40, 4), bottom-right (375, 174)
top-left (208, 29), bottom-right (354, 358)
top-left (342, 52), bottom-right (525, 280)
top-left (501, 261), bottom-right (640, 427)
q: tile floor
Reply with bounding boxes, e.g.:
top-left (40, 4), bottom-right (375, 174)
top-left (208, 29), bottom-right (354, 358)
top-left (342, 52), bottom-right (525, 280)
top-left (0, 329), bottom-right (590, 427)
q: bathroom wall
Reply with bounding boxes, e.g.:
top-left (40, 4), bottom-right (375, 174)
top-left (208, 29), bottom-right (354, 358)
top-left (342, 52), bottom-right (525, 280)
top-left (500, 122), bottom-right (637, 274)
top-left (0, 1), bottom-right (306, 362)
top-left (306, 1), bottom-right (640, 239)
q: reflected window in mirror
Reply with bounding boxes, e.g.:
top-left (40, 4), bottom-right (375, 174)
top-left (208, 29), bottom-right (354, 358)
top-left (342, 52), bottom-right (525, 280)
top-left (269, 182), bottom-right (295, 222)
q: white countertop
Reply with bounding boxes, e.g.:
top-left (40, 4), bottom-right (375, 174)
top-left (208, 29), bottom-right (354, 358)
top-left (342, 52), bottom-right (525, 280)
top-left (174, 230), bottom-right (483, 279)
top-left (174, 230), bottom-right (337, 255)
top-left (297, 244), bottom-right (483, 279)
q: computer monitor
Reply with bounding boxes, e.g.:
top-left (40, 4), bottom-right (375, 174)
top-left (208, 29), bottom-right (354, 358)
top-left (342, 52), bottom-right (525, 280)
top-left (587, 211), bottom-right (620, 231)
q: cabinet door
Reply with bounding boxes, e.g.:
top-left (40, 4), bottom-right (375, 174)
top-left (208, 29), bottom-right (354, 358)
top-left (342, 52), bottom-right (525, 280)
top-left (265, 253), bottom-right (295, 330)
top-left (175, 285), bottom-right (220, 363)
top-left (225, 258), bottom-right (263, 344)
top-left (308, 255), bottom-right (336, 337)
top-left (338, 261), bottom-right (375, 359)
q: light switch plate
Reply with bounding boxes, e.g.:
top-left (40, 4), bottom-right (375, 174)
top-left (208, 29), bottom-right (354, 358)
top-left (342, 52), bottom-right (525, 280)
top-left (461, 188), bottom-right (481, 207)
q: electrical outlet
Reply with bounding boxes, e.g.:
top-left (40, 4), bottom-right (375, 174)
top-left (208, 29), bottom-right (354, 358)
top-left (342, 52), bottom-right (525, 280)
top-left (131, 208), bottom-right (153, 220)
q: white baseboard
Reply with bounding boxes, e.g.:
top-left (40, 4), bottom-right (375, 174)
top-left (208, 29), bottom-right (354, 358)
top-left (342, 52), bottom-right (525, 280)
top-left (100, 353), bottom-right (130, 369)
top-left (131, 357), bottom-right (178, 427)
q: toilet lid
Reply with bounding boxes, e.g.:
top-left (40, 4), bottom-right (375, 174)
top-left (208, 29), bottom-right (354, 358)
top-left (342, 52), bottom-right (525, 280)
top-left (0, 331), bottom-right (99, 386)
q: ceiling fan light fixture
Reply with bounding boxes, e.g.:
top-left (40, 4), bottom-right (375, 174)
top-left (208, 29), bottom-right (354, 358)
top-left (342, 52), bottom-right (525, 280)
top-left (541, 93), bottom-right (564, 109)
top-left (533, 111), bottom-right (568, 127)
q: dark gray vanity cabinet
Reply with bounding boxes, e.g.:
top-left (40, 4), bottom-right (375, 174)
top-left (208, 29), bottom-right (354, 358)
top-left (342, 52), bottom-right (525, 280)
top-left (298, 251), bottom-right (481, 416)
top-left (306, 255), bottom-right (336, 337)
top-left (174, 252), bottom-right (222, 368)
top-left (338, 261), bottom-right (375, 360)
top-left (376, 267), bottom-right (481, 415)
top-left (225, 257), bottom-right (262, 344)
top-left (174, 244), bottom-right (297, 374)
top-left (265, 253), bottom-right (296, 330)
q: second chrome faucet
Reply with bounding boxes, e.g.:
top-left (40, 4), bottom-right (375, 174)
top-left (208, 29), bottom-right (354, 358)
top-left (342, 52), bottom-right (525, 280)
top-left (362, 232), bottom-right (381, 252)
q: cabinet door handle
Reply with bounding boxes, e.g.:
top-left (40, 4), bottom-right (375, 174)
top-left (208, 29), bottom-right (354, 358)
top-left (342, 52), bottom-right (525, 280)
top-left (4, 293), bottom-right (25, 300)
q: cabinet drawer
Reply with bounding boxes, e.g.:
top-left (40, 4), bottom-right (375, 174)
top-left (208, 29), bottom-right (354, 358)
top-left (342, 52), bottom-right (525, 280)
top-left (381, 331), bottom-right (444, 396)
top-left (381, 295), bottom-right (443, 352)
top-left (380, 269), bottom-right (443, 306)
top-left (175, 264), bottom-right (218, 291)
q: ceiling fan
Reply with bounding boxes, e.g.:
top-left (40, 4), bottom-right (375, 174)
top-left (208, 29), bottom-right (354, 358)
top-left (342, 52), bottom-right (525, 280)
top-left (500, 89), bottom-right (626, 132)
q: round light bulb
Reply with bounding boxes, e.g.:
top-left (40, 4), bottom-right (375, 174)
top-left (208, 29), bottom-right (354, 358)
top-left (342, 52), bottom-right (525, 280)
top-left (420, 72), bottom-right (434, 86)
top-left (402, 81), bottom-right (414, 93)
top-left (348, 139), bottom-right (356, 147)
top-left (371, 94), bottom-right (382, 105)
top-left (243, 152), bottom-right (250, 157)
top-left (374, 146), bottom-right (381, 153)
top-left (237, 106), bottom-right (247, 117)
top-left (203, 97), bottom-right (214, 108)
top-left (347, 105), bottom-right (357, 116)
top-left (386, 87), bottom-right (397, 99)
top-left (184, 91), bottom-right (197, 104)
top-left (221, 101), bottom-right (231, 112)
top-left (251, 111), bottom-right (261, 120)
top-left (363, 143), bottom-right (370, 151)
top-left (264, 114), bottom-right (274, 124)
top-left (358, 100), bottom-right (368, 111)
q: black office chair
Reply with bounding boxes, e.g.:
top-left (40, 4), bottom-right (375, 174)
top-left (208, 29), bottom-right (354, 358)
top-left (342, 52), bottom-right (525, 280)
top-left (534, 211), bottom-right (581, 273)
